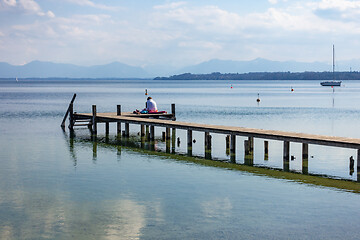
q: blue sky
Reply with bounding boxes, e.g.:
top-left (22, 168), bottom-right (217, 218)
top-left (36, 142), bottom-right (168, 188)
top-left (1, 0), bottom-right (360, 68)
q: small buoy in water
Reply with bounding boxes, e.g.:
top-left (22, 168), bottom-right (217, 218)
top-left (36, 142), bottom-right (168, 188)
top-left (256, 93), bottom-right (260, 102)
top-left (231, 84), bottom-right (233, 89)
top-left (291, 87), bottom-right (294, 92)
top-left (145, 89), bottom-right (148, 95)
top-left (291, 155), bottom-right (296, 160)
top-left (193, 139), bottom-right (196, 143)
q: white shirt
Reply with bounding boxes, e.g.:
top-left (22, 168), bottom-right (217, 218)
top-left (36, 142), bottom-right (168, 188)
top-left (146, 99), bottom-right (157, 111)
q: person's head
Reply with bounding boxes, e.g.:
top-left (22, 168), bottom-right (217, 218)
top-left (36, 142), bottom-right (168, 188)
top-left (147, 97), bottom-right (152, 100)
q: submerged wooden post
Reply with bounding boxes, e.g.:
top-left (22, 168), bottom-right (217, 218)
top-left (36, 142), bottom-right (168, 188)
top-left (117, 105), bottom-right (121, 135)
top-left (264, 141), bottom-right (269, 160)
top-left (92, 105), bottom-right (97, 135)
top-left (171, 103), bottom-right (176, 120)
top-left (230, 134), bottom-right (236, 163)
top-left (302, 143), bottom-right (309, 174)
top-left (187, 129), bottom-right (192, 156)
top-left (283, 141), bottom-right (290, 171)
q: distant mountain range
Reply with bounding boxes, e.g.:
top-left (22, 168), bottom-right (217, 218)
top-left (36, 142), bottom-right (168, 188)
top-left (0, 61), bottom-right (149, 78)
top-left (0, 58), bottom-right (359, 78)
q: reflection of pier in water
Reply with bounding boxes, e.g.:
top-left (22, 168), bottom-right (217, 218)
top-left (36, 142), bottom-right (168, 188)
top-left (62, 132), bottom-right (360, 193)
top-left (62, 95), bottom-right (360, 182)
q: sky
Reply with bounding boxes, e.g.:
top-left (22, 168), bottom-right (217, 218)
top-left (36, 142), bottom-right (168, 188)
top-left (1, 0), bottom-right (360, 68)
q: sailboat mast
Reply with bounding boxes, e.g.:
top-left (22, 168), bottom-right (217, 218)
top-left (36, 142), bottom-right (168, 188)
top-left (332, 44), bottom-right (335, 81)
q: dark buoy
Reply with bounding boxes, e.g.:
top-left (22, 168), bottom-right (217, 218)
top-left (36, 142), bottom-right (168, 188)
top-left (145, 89), bottom-right (148, 95)
top-left (193, 139), bottom-right (196, 143)
top-left (291, 155), bottom-right (296, 161)
top-left (256, 93), bottom-right (260, 102)
top-left (177, 137), bottom-right (180, 147)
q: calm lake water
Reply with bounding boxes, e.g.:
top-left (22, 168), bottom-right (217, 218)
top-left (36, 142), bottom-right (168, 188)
top-left (1, 79), bottom-right (360, 239)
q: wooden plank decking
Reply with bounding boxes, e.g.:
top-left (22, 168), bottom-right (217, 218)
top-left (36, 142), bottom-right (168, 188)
top-left (75, 112), bottom-right (360, 149)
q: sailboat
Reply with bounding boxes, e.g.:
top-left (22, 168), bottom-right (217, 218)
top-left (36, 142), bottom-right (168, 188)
top-left (320, 45), bottom-right (342, 86)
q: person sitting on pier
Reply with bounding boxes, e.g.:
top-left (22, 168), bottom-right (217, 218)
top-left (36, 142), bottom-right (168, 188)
top-left (145, 97), bottom-right (158, 113)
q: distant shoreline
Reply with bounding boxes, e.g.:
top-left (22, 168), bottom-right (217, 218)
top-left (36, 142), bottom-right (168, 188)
top-left (154, 71), bottom-right (360, 80)
top-left (1, 71), bottom-right (360, 80)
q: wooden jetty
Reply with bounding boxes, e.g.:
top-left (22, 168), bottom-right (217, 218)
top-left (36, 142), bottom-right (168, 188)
top-left (62, 94), bottom-right (360, 174)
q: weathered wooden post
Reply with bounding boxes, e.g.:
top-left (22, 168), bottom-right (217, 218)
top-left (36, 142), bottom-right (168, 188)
top-left (68, 102), bottom-right (74, 130)
top-left (61, 93), bottom-right (76, 129)
top-left (264, 141), bottom-right (269, 160)
top-left (226, 135), bottom-right (230, 156)
top-left (171, 103), bottom-right (176, 120)
top-left (92, 140), bottom-right (97, 161)
top-left (172, 128), bottom-right (176, 153)
top-left (187, 129), bottom-right (193, 156)
top-left (140, 125), bottom-right (145, 137)
top-left (105, 122), bottom-right (109, 135)
top-left (230, 134), bottom-right (236, 163)
top-left (283, 141), bottom-right (290, 172)
top-left (205, 132), bottom-right (211, 159)
top-left (302, 143), bottom-right (309, 174)
top-left (162, 132), bottom-right (166, 141)
top-left (117, 105), bottom-right (121, 135)
top-left (125, 123), bottom-right (129, 137)
top-left (357, 149), bottom-right (360, 170)
top-left (244, 137), bottom-right (254, 165)
top-left (166, 128), bottom-right (171, 140)
top-left (146, 125), bottom-right (150, 141)
top-left (150, 125), bottom-right (155, 140)
top-left (92, 105), bottom-right (97, 135)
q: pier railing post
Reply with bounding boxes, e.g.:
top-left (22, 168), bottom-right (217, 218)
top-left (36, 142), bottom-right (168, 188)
top-left (302, 143), bottom-right (309, 174)
top-left (117, 105), bottom-right (121, 135)
top-left (92, 105), bottom-right (97, 135)
top-left (283, 141), bottom-right (290, 171)
top-left (187, 129), bottom-right (192, 156)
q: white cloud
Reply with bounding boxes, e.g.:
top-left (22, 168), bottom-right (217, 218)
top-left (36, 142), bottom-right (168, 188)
top-left (0, 0), bottom-right (55, 17)
top-left (269, 0), bottom-right (278, 4)
top-left (65, 0), bottom-right (117, 11)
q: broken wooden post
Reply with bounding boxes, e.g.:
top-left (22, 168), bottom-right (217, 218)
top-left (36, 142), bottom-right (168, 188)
top-left (61, 93), bottom-right (76, 129)
top-left (68, 102), bottom-right (74, 130)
